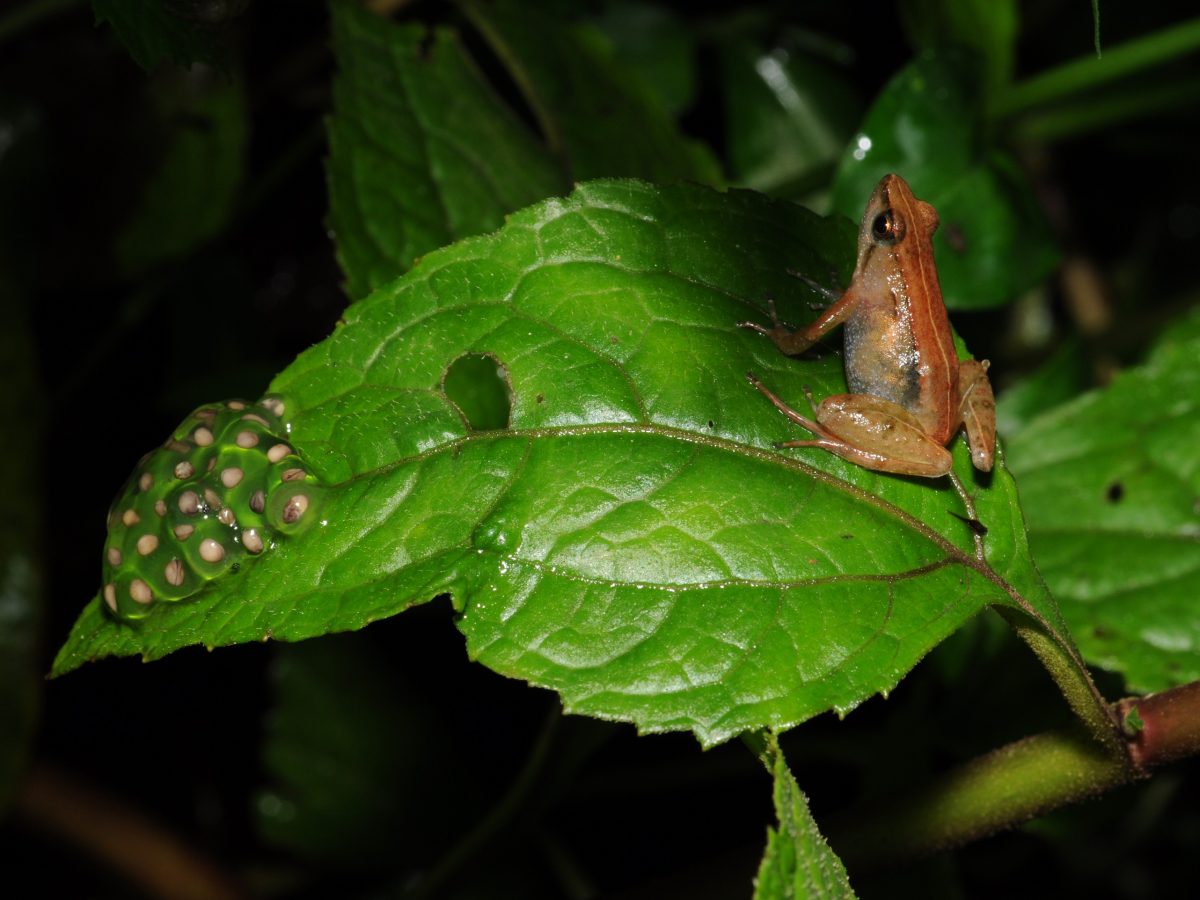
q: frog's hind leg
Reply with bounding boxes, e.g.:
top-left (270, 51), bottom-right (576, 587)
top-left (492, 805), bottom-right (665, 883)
top-left (746, 375), bottom-right (954, 478)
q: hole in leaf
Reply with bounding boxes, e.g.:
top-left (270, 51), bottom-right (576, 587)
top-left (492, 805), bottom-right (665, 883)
top-left (443, 353), bottom-right (512, 431)
top-left (1106, 481), bottom-right (1125, 503)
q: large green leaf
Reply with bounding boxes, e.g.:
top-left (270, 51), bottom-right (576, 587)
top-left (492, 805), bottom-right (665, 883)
top-left (832, 52), bottom-right (1058, 309)
top-left (55, 180), bottom-right (1072, 747)
top-left (327, 3), bottom-right (566, 298)
top-left (753, 734), bottom-right (855, 900)
top-left (1006, 306), bottom-right (1200, 693)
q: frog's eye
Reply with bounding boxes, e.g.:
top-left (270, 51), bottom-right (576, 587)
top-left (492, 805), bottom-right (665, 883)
top-left (100, 395), bottom-right (325, 622)
top-left (871, 210), bottom-right (906, 244)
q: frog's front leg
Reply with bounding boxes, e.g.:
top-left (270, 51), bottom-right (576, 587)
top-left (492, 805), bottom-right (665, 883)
top-left (746, 374), bottom-right (954, 478)
top-left (739, 286), bottom-right (863, 356)
top-left (957, 359), bottom-right (995, 472)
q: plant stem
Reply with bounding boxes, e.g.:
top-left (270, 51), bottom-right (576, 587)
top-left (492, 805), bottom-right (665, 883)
top-left (992, 17), bottom-right (1200, 119)
top-left (826, 678), bottom-right (1200, 869)
top-left (15, 763), bottom-right (248, 900)
top-left (1010, 78), bottom-right (1200, 142)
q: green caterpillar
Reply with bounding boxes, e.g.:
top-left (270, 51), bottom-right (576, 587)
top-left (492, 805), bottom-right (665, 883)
top-left (101, 396), bottom-right (324, 622)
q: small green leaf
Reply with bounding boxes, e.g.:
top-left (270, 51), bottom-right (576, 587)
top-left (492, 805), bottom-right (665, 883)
top-left (115, 69), bottom-right (247, 276)
top-left (833, 52), bottom-right (1058, 309)
top-left (753, 733), bottom-right (856, 900)
top-left (1123, 704), bottom-right (1144, 736)
top-left (464, 0), bottom-right (722, 185)
top-left (327, 3), bottom-right (566, 298)
top-left (1006, 306), bottom-right (1200, 693)
top-left (56, 180), bottom-right (1075, 747)
top-left (93, 0), bottom-right (230, 72)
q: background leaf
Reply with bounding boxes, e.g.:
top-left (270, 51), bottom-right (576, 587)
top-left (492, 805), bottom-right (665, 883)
top-left (327, 2), bottom-right (566, 298)
top-left (56, 180), bottom-right (1069, 747)
top-left (720, 37), bottom-right (859, 198)
top-left (93, 0), bottom-right (231, 72)
top-left (114, 67), bottom-right (247, 276)
top-left (464, 0), bottom-right (722, 185)
top-left (899, 0), bottom-right (1018, 95)
top-left (591, 1), bottom-right (697, 117)
top-left (1006, 306), bottom-right (1200, 693)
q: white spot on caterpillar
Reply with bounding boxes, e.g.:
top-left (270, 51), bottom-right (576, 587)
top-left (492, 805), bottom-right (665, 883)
top-left (122, 509), bottom-right (140, 527)
top-left (103, 583), bottom-right (117, 611)
top-left (178, 491), bottom-right (200, 515)
top-left (107, 547), bottom-right (122, 566)
top-left (194, 426), bottom-right (214, 446)
top-left (218, 508), bottom-right (236, 526)
top-left (228, 400), bottom-right (247, 410)
top-left (165, 558), bottom-right (185, 586)
top-left (267, 444), bottom-right (291, 463)
top-left (262, 397), bottom-right (285, 417)
top-left (136, 534), bottom-right (159, 556)
top-left (154, 499), bottom-right (167, 517)
top-left (235, 430), bottom-right (259, 448)
top-left (204, 488), bottom-right (223, 510)
top-left (174, 523), bottom-right (195, 540)
top-left (138, 472), bottom-right (154, 492)
top-left (240, 413), bottom-right (269, 427)
top-left (174, 460), bottom-right (195, 479)
top-left (221, 467), bottom-right (244, 488)
top-left (281, 467), bottom-right (305, 482)
top-left (250, 490), bottom-right (265, 513)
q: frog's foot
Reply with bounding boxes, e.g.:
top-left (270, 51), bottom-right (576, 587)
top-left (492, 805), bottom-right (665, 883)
top-left (746, 372), bottom-right (823, 433)
top-left (738, 298), bottom-right (819, 355)
top-left (737, 296), bottom-right (788, 335)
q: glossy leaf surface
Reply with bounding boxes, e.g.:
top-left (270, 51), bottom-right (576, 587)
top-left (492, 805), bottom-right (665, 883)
top-left (57, 180), bottom-right (1069, 747)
